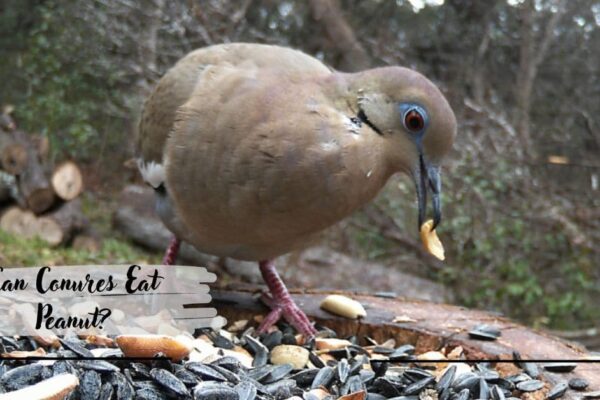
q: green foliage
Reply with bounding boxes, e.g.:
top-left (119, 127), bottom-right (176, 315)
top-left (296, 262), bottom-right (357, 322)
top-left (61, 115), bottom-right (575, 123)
top-left (0, 1), bottom-right (129, 161)
top-left (350, 157), bottom-right (600, 330)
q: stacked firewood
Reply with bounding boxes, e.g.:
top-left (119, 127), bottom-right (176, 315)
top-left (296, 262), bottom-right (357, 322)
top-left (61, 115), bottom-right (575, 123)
top-left (0, 106), bottom-right (96, 249)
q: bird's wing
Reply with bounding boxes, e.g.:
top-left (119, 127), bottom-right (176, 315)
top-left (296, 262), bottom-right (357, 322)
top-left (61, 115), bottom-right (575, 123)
top-left (135, 43), bottom-right (330, 188)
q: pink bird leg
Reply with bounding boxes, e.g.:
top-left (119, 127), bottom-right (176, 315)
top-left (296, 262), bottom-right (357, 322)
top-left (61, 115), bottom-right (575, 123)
top-left (162, 236), bottom-right (181, 265)
top-left (257, 259), bottom-right (317, 337)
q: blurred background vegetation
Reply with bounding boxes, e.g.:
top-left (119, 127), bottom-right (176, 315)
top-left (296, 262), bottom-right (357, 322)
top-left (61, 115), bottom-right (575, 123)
top-left (0, 0), bottom-right (598, 336)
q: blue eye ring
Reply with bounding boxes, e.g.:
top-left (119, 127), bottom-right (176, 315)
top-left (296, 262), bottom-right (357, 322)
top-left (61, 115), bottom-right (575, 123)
top-left (399, 103), bottom-right (428, 134)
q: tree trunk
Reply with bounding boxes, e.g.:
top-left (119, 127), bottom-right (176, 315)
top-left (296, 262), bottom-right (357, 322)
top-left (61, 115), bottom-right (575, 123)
top-left (515, 0), bottom-right (567, 157)
top-left (308, 0), bottom-right (370, 72)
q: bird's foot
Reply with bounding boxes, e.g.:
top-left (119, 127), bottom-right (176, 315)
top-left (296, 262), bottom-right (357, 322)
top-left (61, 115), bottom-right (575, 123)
top-left (257, 259), bottom-right (317, 337)
top-left (258, 293), bottom-right (317, 337)
top-left (163, 236), bottom-right (181, 265)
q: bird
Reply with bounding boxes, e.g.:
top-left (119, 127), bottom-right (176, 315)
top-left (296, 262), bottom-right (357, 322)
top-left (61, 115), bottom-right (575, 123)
top-left (136, 43), bottom-right (456, 337)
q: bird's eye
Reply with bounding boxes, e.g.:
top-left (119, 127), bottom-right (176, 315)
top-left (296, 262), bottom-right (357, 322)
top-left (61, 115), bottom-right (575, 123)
top-left (404, 109), bottom-right (425, 132)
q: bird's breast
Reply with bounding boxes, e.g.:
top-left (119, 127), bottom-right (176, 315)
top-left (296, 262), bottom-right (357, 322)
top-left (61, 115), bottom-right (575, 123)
top-left (164, 70), bottom-right (391, 260)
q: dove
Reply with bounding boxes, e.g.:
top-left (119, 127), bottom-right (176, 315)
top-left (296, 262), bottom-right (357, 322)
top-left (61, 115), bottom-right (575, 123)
top-left (136, 43), bottom-right (456, 336)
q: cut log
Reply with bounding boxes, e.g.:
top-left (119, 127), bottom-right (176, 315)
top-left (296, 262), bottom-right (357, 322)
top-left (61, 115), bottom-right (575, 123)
top-left (0, 207), bottom-right (38, 239)
top-left (35, 199), bottom-right (88, 246)
top-left (13, 130), bottom-right (55, 213)
top-left (0, 131), bottom-right (28, 175)
top-left (51, 161), bottom-right (83, 201)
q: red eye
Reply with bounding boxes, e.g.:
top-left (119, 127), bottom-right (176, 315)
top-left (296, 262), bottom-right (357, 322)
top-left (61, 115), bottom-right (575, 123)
top-left (404, 109), bottom-right (424, 132)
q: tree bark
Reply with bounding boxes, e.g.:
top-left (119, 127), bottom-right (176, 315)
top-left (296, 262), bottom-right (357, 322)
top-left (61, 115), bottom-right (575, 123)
top-left (308, 0), bottom-right (370, 72)
top-left (515, 0), bottom-right (567, 157)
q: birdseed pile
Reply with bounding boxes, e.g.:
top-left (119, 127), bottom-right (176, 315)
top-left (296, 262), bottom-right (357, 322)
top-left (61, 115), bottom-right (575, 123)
top-left (0, 321), bottom-right (595, 400)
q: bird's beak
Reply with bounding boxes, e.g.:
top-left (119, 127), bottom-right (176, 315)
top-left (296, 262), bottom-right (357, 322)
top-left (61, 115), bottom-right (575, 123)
top-left (413, 155), bottom-right (442, 231)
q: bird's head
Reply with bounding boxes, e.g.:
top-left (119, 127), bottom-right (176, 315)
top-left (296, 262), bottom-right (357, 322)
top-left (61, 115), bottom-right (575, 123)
top-left (350, 66), bottom-right (457, 230)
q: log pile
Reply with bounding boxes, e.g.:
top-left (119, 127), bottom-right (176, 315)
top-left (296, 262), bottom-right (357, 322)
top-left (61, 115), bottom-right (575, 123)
top-left (0, 107), bottom-right (92, 248)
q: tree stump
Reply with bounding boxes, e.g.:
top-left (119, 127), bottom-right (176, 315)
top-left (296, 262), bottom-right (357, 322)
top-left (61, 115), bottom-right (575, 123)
top-left (210, 287), bottom-right (600, 394)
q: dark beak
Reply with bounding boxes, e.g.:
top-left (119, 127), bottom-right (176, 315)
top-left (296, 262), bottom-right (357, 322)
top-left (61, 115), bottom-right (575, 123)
top-left (414, 155), bottom-right (442, 230)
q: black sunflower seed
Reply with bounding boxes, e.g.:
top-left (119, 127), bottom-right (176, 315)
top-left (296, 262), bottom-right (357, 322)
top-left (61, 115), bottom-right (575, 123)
top-left (478, 377), bottom-right (490, 400)
top-left (281, 332), bottom-right (297, 345)
top-left (244, 335), bottom-right (269, 368)
top-left (130, 362), bottom-right (152, 379)
top-left (491, 384), bottom-right (506, 400)
top-left (59, 338), bottom-right (94, 358)
top-left (209, 364), bottom-right (240, 384)
top-left (404, 368), bottom-right (434, 383)
top-left (568, 377), bottom-right (589, 391)
top-left (109, 371), bottom-right (135, 399)
top-left (543, 363), bottom-right (577, 373)
top-left (263, 363), bottom-right (293, 384)
top-left (235, 380), bottom-right (257, 400)
top-left (311, 366), bottom-right (335, 389)
top-left (193, 384), bottom-right (239, 400)
top-left (135, 387), bottom-right (167, 400)
top-left (150, 368), bottom-right (189, 397)
top-left (77, 360), bottom-right (120, 373)
top-left (246, 365), bottom-right (273, 382)
top-left (453, 374), bottom-right (479, 391)
top-left (290, 368), bottom-right (319, 387)
top-left (349, 355), bottom-right (367, 376)
top-left (341, 375), bottom-right (364, 396)
top-left (372, 377), bottom-right (402, 398)
top-left (582, 391), bottom-right (600, 399)
top-left (506, 373), bottom-right (532, 384)
top-left (365, 394), bottom-right (387, 400)
top-left (309, 351), bottom-right (326, 368)
top-left (495, 378), bottom-right (515, 392)
top-left (439, 387), bottom-right (453, 400)
top-left (211, 356), bottom-right (242, 373)
top-left (0, 363), bottom-right (45, 390)
top-left (468, 325), bottom-right (501, 341)
top-left (403, 376), bottom-right (435, 396)
top-left (186, 362), bottom-right (227, 381)
top-left (436, 366), bottom-right (456, 392)
top-left (175, 368), bottom-right (199, 386)
top-left (337, 358), bottom-right (350, 384)
top-left (265, 378), bottom-right (297, 398)
top-left (370, 360), bottom-right (388, 378)
top-left (516, 379), bottom-right (544, 392)
top-left (456, 388), bottom-right (471, 400)
top-left (359, 369), bottom-right (376, 384)
top-left (133, 380), bottom-right (163, 391)
top-left (52, 360), bottom-right (74, 376)
top-left (79, 370), bottom-right (102, 400)
top-left (205, 330), bottom-right (235, 349)
top-left (98, 382), bottom-right (113, 400)
top-left (546, 382), bottom-right (568, 400)
top-left (522, 362), bottom-right (540, 379)
top-left (261, 331), bottom-right (283, 349)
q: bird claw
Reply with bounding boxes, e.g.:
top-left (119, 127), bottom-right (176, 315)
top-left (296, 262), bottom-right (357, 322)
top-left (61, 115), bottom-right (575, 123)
top-left (258, 293), bottom-right (317, 337)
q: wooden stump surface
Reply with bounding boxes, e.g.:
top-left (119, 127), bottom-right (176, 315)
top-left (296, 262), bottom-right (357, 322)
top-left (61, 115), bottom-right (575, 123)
top-left (211, 286), bottom-right (600, 394)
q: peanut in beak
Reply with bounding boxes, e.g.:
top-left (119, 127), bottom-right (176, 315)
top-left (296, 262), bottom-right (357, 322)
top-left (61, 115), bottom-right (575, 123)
top-left (420, 219), bottom-right (445, 261)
